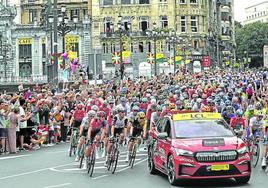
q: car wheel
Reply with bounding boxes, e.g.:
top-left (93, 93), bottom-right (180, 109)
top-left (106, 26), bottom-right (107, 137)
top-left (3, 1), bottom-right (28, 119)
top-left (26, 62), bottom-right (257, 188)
top-left (235, 176), bottom-right (250, 184)
top-left (167, 155), bottom-right (179, 185)
top-left (148, 149), bottom-right (158, 175)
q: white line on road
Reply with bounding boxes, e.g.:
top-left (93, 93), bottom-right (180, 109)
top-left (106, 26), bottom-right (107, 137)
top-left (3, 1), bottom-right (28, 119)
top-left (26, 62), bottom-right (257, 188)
top-left (91, 175), bottom-right (109, 180)
top-left (0, 162), bottom-right (76, 180)
top-left (0, 154), bottom-right (31, 161)
top-left (43, 183), bottom-right (71, 188)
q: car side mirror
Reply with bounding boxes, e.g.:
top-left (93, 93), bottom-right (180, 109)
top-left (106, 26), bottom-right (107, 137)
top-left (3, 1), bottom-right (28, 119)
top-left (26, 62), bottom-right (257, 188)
top-left (157, 132), bottom-right (168, 140)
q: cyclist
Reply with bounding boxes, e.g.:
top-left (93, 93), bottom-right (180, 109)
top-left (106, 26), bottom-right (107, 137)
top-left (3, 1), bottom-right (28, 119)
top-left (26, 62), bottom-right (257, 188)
top-left (261, 109), bottom-right (268, 168)
top-left (247, 111), bottom-right (265, 143)
top-left (221, 106), bottom-right (235, 125)
top-left (75, 110), bottom-right (96, 163)
top-left (126, 112), bottom-right (146, 162)
top-left (230, 109), bottom-right (247, 138)
top-left (87, 111), bottom-right (107, 159)
top-left (69, 104), bottom-right (85, 148)
top-left (105, 106), bottom-right (128, 165)
top-left (150, 105), bottom-right (162, 131)
top-left (245, 105), bottom-right (256, 124)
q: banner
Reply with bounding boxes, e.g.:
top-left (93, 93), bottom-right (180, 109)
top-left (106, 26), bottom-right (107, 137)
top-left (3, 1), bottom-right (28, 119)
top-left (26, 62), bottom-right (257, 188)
top-left (147, 53), bottom-right (154, 64)
top-left (156, 53), bottom-right (164, 63)
top-left (122, 51), bottom-right (131, 63)
top-left (112, 52), bottom-right (121, 64)
top-left (202, 56), bottom-right (211, 67)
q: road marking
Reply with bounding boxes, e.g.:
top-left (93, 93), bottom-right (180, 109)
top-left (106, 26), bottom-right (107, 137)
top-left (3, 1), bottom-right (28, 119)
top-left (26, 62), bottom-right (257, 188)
top-left (95, 158), bottom-right (142, 164)
top-left (91, 175), bottom-right (109, 180)
top-left (0, 154), bottom-right (31, 160)
top-left (44, 183), bottom-right (71, 188)
top-left (0, 162), bottom-right (76, 180)
top-left (46, 151), bottom-right (67, 154)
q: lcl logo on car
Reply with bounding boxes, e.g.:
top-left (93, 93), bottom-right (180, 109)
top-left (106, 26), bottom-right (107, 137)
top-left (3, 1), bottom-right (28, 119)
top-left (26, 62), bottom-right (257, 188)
top-left (190, 114), bottom-right (204, 119)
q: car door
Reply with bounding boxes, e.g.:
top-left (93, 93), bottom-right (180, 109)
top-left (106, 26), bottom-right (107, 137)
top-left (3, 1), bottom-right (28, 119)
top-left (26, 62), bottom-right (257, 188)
top-left (153, 118), bottom-right (166, 169)
top-left (157, 117), bottom-right (172, 172)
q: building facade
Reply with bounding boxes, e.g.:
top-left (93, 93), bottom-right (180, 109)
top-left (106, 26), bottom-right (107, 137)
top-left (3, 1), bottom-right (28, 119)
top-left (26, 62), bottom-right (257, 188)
top-left (244, 1), bottom-right (268, 25)
top-left (1, 0), bottom-right (92, 86)
top-left (91, 0), bottom-right (212, 77)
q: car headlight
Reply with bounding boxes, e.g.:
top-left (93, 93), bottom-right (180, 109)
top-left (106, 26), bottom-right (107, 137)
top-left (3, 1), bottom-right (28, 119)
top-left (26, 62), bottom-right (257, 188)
top-left (174, 148), bottom-right (194, 157)
top-left (237, 146), bottom-right (248, 155)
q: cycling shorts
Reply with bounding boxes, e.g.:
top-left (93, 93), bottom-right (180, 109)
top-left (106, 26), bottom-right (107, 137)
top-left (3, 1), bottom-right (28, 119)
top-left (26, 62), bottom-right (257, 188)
top-left (114, 127), bottom-right (124, 136)
top-left (90, 127), bottom-right (102, 141)
top-left (132, 128), bottom-right (143, 137)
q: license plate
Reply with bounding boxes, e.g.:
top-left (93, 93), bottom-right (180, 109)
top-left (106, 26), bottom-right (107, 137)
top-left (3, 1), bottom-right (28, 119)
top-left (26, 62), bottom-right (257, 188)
top-left (211, 164), bottom-right (229, 171)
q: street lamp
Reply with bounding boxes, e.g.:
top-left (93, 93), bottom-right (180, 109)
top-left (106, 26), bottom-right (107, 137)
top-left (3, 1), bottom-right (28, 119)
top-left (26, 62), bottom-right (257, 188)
top-left (146, 22), bottom-right (166, 76)
top-left (56, 5), bottom-right (78, 69)
top-left (116, 15), bottom-right (131, 80)
top-left (166, 30), bottom-right (185, 74)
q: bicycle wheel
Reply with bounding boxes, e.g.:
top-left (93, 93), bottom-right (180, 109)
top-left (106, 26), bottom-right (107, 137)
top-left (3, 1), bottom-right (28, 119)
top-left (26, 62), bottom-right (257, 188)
top-left (252, 143), bottom-right (260, 168)
top-left (106, 154), bottom-right (112, 171)
top-left (69, 142), bottom-right (73, 157)
top-left (129, 143), bottom-right (138, 168)
top-left (89, 149), bottom-right (96, 177)
top-left (111, 149), bottom-right (119, 174)
top-left (79, 145), bottom-right (85, 168)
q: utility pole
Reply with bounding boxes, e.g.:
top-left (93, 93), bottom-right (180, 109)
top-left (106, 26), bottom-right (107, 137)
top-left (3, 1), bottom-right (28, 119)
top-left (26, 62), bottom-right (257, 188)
top-left (154, 37), bottom-right (157, 76)
top-left (53, 0), bottom-right (58, 88)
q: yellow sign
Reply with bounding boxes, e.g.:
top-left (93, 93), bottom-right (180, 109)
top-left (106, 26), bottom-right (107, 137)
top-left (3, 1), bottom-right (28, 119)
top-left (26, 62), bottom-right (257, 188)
top-left (173, 113), bottom-right (222, 121)
top-left (122, 51), bottom-right (131, 59)
top-left (41, 38), bottom-right (46, 44)
top-left (65, 35), bottom-right (79, 43)
top-left (18, 38), bottom-right (32, 45)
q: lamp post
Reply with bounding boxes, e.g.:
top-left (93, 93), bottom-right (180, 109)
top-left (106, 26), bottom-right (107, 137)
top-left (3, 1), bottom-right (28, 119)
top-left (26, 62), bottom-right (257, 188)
top-left (110, 15), bottom-right (131, 80)
top-left (49, 5), bottom-right (78, 69)
top-left (166, 30), bottom-right (184, 74)
top-left (0, 33), bottom-right (11, 79)
top-left (146, 22), bottom-right (165, 76)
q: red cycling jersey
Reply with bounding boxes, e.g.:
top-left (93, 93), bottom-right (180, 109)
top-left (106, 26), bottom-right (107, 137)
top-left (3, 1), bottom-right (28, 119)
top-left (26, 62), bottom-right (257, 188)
top-left (229, 117), bottom-right (246, 129)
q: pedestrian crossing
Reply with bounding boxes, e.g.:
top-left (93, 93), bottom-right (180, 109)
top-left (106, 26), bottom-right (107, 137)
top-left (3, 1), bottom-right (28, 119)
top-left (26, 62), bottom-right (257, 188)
top-left (50, 145), bottom-right (148, 179)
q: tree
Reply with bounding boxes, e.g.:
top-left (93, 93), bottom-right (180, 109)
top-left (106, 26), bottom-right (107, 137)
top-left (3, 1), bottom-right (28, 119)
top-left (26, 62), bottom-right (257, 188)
top-left (235, 21), bottom-right (268, 67)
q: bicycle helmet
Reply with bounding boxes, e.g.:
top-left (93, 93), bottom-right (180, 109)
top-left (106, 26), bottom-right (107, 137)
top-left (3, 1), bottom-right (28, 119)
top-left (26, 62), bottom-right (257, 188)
top-left (120, 97), bottom-right (127, 103)
top-left (97, 111), bottom-right (106, 117)
top-left (108, 98), bottom-right (115, 104)
top-left (146, 89), bottom-right (152, 94)
top-left (185, 103), bottom-right (192, 110)
top-left (256, 110), bottom-right (264, 117)
top-left (132, 105), bottom-right (140, 111)
top-left (236, 109), bottom-right (244, 116)
top-left (91, 105), bottom-right (99, 112)
top-left (255, 102), bottom-right (262, 110)
top-left (137, 112), bottom-right (145, 119)
top-left (226, 106), bottom-right (233, 111)
top-left (87, 110), bottom-right (96, 117)
top-left (131, 96), bottom-right (138, 102)
top-left (117, 106), bottom-right (125, 113)
top-left (225, 100), bottom-right (231, 106)
top-left (150, 103), bottom-right (157, 111)
top-left (141, 98), bottom-right (148, 103)
top-left (248, 105), bottom-right (255, 111)
top-left (196, 98), bottom-right (202, 104)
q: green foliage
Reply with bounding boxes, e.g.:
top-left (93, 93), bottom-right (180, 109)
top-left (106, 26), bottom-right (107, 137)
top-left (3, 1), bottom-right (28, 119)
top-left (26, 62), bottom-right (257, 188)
top-left (235, 21), bottom-right (268, 60)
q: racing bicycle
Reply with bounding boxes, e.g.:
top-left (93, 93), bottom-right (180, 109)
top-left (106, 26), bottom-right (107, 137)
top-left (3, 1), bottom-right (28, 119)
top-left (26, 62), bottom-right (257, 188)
top-left (248, 133), bottom-right (261, 168)
top-left (106, 135), bottom-right (120, 174)
top-left (79, 142), bottom-right (86, 169)
top-left (86, 140), bottom-right (97, 177)
top-left (128, 136), bottom-right (142, 169)
top-left (69, 127), bottom-right (79, 157)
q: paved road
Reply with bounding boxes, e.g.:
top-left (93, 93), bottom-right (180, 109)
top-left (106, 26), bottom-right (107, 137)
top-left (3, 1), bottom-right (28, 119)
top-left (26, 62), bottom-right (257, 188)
top-left (0, 143), bottom-right (267, 188)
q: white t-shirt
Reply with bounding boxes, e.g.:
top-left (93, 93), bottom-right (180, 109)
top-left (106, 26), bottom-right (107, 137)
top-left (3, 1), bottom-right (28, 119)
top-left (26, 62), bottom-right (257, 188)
top-left (249, 117), bottom-right (265, 131)
top-left (19, 106), bottom-right (27, 129)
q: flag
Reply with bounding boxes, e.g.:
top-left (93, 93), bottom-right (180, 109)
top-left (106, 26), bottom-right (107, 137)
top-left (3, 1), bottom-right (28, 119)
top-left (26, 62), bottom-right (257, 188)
top-left (175, 56), bottom-right (182, 64)
top-left (122, 51), bottom-right (131, 63)
top-left (147, 53), bottom-right (154, 64)
top-left (167, 57), bottom-right (173, 65)
top-left (112, 52), bottom-right (121, 64)
top-left (156, 53), bottom-right (164, 63)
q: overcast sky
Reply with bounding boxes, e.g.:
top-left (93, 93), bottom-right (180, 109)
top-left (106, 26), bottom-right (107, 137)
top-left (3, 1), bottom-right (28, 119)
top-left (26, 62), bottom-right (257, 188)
top-left (234, 0), bottom-right (266, 21)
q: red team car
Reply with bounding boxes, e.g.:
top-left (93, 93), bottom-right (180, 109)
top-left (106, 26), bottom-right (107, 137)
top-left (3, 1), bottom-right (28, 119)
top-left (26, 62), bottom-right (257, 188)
top-left (148, 112), bottom-right (251, 185)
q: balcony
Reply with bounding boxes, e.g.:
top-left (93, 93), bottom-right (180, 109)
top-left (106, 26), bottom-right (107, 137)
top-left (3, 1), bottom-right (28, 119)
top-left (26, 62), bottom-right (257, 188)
top-left (0, 75), bottom-right (48, 85)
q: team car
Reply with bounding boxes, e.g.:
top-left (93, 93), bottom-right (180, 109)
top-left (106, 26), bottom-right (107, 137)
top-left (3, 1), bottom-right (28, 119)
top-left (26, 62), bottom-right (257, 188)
top-left (148, 112), bottom-right (251, 185)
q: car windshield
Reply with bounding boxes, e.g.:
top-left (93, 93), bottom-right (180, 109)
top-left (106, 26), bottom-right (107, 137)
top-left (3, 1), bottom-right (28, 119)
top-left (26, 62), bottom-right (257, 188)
top-left (174, 120), bottom-right (234, 138)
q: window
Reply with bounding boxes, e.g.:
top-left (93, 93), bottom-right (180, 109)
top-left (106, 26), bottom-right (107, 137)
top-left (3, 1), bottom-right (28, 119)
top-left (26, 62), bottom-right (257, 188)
top-left (147, 42), bottom-right (151, 52)
top-left (194, 40), bottom-right (198, 49)
top-left (139, 0), bottom-right (149, 4)
top-left (29, 9), bottom-right (37, 23)
top-left (42, 43), bottom-right (46, 58)
top-left (180, 0), bottom-right (186, 4)
top-left (160, 16), bottom-right (168, 28)
top-left (181, 16), bottom-right (186, 32)
top-left (70, 9), bottom-right (79, 21)
top-left (139, 42), bottom-right (144, 53)
top-left (121, 0), bottom-right (131, 4)
top-left (104, 18), bottom-right (113, 34)
top-left (191, 16), bottom-right (198, 32)
top-left (159, 0), bottom-right (167, 2)
top-left (123, 21), bottom-right (130, 31)
top-left (139, 20), bottom-right (149, 33)
top-left (163, 119), bottom-right (171, 138)
top-left (103, 0), bottom-right (113, 5)
top-left (110, 44), bottom-right (115, 53)
top-left (19, 44), bottom-right (32, 58)
top-left (190, 0), bottom-right (197, 4)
